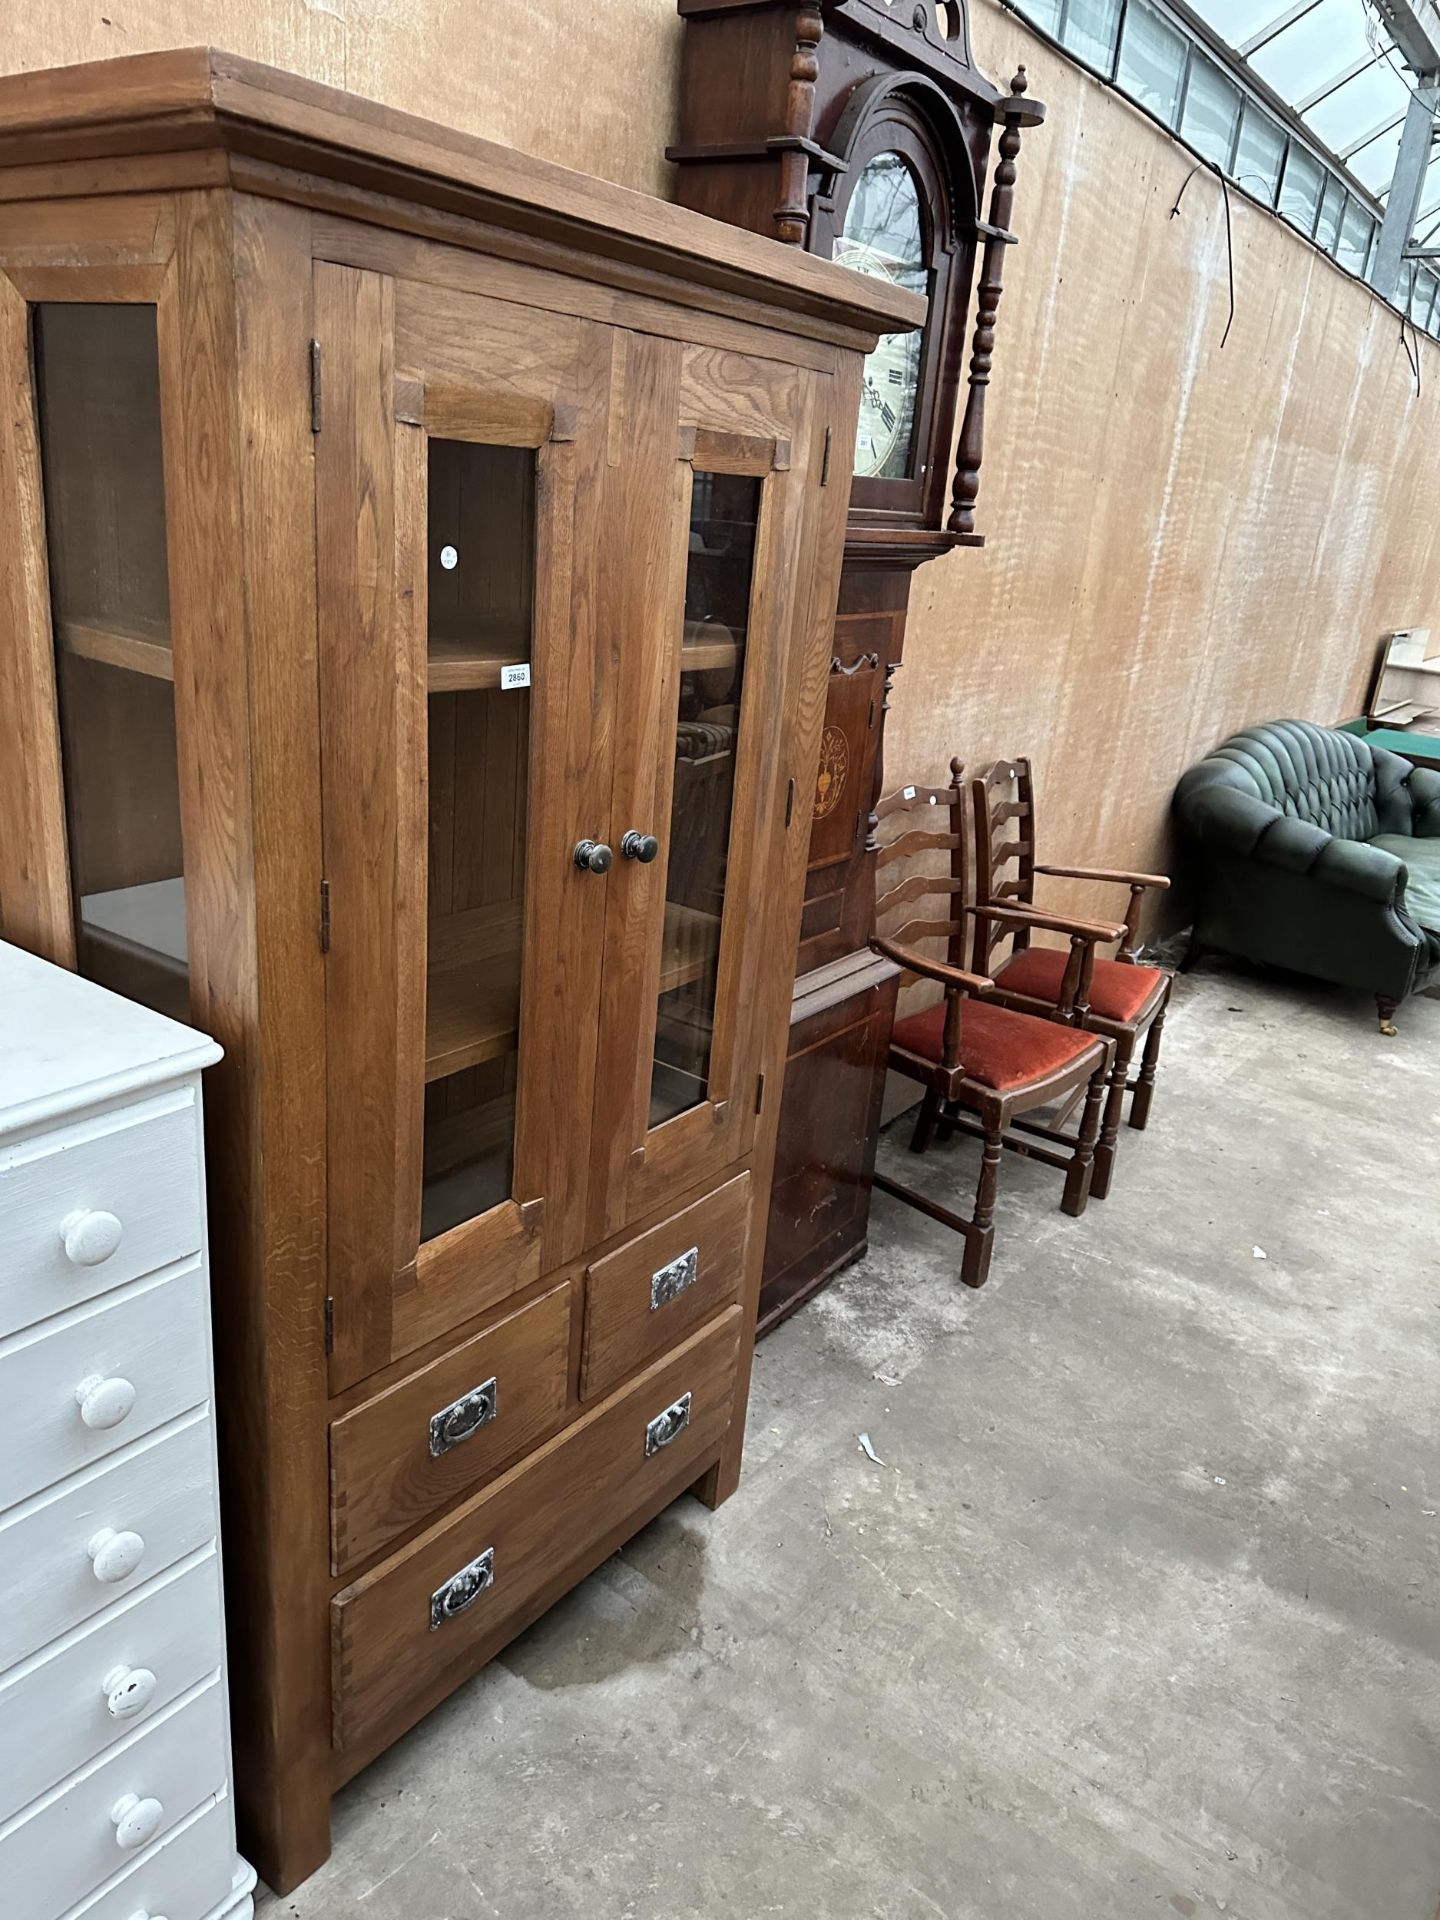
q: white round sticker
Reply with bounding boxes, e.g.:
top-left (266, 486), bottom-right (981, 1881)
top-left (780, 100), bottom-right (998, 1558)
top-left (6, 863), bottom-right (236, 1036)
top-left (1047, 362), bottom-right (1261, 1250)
top-left (440, 544), bottom-right (459, 571)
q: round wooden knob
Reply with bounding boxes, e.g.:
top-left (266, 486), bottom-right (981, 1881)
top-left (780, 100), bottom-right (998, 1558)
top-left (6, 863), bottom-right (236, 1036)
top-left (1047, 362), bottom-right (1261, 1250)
top-left (88, 1527), bottom-right (145, 1584)
top-left (110, 1792), bottom-right (164, 1850)
top-left (76, 1374), bottom-right (137, 1431)
top-left (61, 1208), bottom-right (124, 1267)
top-left (103, 1663), bottom-right (158, 1721)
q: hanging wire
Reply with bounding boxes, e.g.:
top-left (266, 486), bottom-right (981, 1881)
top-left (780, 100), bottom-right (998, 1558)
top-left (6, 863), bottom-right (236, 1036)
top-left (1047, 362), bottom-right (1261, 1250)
top-left (1170, 161), bottom-right (1238, 349)
top-left (1400, 308), bottom-right (1422, 392)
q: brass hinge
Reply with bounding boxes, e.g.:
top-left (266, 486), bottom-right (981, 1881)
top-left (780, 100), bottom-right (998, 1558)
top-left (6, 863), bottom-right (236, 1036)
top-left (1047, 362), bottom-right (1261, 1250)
top-left (820, 425), bottom-right (832, 487)
top-left (755, 1071), bottom-right (765, 1114)
top-left (319, 878), bottom-right (331, 953)
top-left (323, 1295), bottom-right (335, 1356)
top-left (309, 338), bottom-right (323, 433)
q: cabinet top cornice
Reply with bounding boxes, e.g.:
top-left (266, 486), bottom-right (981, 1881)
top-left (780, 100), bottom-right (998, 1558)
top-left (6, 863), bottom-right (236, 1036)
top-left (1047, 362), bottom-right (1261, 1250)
top-left (0, 47), bottom-right (926, 350)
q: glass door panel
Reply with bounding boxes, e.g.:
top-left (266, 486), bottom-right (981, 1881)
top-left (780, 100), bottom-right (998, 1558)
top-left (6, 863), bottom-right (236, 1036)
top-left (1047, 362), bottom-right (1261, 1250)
top-left (650, 471), bottom-right (760, 1124)
top-left (422, 439), bottom-right (535, 1242)
top-left (32, 303), bottom-right (187, 1019)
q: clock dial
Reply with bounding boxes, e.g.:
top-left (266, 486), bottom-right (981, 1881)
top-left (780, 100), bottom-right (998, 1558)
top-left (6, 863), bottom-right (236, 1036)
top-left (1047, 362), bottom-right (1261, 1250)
top-left (833, 154), bottom-right (927, 480)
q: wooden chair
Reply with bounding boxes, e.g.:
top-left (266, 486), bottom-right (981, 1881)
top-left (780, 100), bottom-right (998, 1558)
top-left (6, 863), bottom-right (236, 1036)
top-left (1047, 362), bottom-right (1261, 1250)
top-left (971, 757), bottom-right (1172, 1200)
top-left (871, 762), bottom-right (1118, 1290)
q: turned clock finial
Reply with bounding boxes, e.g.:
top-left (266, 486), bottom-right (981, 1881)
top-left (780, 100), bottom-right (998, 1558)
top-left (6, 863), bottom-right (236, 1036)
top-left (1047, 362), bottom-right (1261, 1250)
top-left (774, 2), bottom-right (825, 245)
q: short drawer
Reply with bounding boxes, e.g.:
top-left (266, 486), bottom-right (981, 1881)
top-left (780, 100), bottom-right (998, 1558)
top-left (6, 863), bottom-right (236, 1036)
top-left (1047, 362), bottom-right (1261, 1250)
top-left (333, 1307), bottom-right (742, 1752)
top-left (0, 1550), bottom-right (223, 1825)
top-left (330, 1281), bottom-right (572, 1575)
top-left (580, 1172), bottom-right (750, 1399)
top-left (0, 1411), bottom-right (216, 1673)
top-left (0, 1262), bottom-right (209, 1516)
top-left (0, 1087), bottom-right (203, 1341)
top-left (0, 1675), bottom-right (227, 1920)
top-left (67, 1793), bottom-right (242, 1920)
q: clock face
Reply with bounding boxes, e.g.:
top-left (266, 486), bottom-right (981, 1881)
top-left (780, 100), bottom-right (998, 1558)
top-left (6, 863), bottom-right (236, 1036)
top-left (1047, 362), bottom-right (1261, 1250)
top-left (833, 153), bottom-right (927, 481)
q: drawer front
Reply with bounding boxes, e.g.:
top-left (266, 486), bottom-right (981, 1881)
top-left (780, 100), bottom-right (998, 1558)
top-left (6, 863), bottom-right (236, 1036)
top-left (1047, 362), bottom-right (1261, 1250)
top-left (67, 1793), bottom-right (240, 1920)
top-left (0, 1550), bottom-right (223, 1825)
top-left (0, 1088), bottom-right (203, 1340)
top-left (0, 1262), bottom-right (209, 1516)
top-left (0, 1675), bottom-right (227, 1920)
top-left (333, 1307), bottom-right (742, 1751)
top-left (581, 1173), bottom-right (750, 1400)
top-left (330, 1282), bottom-right (572, 1575)
top-left (0, 1412), bottom-right (215, 1672)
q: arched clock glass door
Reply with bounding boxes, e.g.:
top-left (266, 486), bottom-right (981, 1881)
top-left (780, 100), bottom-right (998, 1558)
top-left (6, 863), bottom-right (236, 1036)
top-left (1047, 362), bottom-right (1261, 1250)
top-left (834, 153), bottom-right (927, 481)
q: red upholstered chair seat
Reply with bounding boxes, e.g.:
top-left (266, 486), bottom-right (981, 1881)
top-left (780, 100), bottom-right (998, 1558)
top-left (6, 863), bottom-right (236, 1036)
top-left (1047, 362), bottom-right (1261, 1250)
top-left (994, 947), bottom-right (1163, 1023)
top-left (890, 996), bottom-right (1097, 1093)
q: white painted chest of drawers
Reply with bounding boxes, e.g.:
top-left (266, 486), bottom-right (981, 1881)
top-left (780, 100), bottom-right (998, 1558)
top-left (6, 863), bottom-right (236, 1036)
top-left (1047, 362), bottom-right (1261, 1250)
top-left (0, 941), bottom-right (255, 1920)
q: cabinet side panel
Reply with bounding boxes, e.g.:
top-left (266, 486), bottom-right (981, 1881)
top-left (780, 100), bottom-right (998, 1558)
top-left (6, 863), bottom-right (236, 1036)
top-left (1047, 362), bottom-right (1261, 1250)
top-left (226, 193), bottom-right (333, 1894)
top-left (0, 271), bottom-right (72, 958)
top-left (699, 354), bottom-right (861, 1507)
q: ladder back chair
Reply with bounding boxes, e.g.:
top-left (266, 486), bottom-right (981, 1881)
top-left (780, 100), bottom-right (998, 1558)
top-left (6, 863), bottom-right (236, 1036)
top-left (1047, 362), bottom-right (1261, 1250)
top-left (971, 757), bottom-right (1172, 1200)
top-left (871, 760), bottom-right (1118, 1290)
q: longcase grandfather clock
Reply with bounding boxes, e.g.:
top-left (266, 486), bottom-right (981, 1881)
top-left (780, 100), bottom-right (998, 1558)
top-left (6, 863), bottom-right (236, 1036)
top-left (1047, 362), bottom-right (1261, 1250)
top-left (670, 0), bottom-right (1045, 1328)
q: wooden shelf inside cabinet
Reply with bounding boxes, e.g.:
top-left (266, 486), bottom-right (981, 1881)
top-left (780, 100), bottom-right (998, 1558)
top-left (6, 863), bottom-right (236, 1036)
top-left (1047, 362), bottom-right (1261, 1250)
top-left (681, 621), bottom-right (739, 672)
top-left (57, 616), bottom-right (174, 682)
top-left (659, 902), bottom-right (720, 992)
top-left (427, 627), bottom-right (530, 693)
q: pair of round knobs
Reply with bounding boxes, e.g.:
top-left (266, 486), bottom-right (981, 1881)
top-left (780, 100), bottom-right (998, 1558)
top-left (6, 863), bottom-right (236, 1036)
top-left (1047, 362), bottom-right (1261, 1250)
top-left (573, 831), bottom-right (660, 873)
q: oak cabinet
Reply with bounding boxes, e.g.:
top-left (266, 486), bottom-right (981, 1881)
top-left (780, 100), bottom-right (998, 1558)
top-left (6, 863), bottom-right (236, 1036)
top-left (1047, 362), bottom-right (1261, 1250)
top-left (0, 48), bottom-right (918, 1895)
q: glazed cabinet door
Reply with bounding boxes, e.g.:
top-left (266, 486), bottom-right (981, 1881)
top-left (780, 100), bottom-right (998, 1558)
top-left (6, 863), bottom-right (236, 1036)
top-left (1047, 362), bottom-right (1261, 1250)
top-left (315, 264), bottom-right (613, 1389)
top-left (590, 343), bottom-right (824, 1238)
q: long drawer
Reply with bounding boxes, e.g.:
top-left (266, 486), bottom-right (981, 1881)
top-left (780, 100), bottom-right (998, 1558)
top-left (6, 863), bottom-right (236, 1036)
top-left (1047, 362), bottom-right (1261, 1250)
top-left (0, 1261), bottom-right (210, 1516)
top-left (333, 1307), bottom-right (742, 1752)
top-left (330, 1281), bottom-right (572, 1574)
top-left (0, 1087), bottom-right (203, 1340)
top-left (0, 1550), bottom-right (224, 1825)
top-left (0, 1411), bottom-right (216, 1672)
top-left (0, 1675), bottom-right (228, 1920)
top-left (580, 1172), bottom-right (750, 1400)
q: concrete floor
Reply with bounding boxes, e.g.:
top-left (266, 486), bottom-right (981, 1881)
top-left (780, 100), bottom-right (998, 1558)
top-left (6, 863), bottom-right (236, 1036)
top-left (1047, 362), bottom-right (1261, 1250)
top-left (261, 965), bottom-right (1440, 1920)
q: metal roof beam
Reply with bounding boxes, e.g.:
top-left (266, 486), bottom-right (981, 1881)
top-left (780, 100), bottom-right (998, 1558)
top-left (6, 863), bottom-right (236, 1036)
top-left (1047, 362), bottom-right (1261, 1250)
top-left (1294, 52), bottom-right (1385, 115)
top-left (1340, 108), bottom-right (1407, 157)
top-left (1238, 0), bottom-right (1326, 58)
top-left (1367, 0), bottom-right (1440, 78)
top-left (1371, 77), bottom-right (1440, 292)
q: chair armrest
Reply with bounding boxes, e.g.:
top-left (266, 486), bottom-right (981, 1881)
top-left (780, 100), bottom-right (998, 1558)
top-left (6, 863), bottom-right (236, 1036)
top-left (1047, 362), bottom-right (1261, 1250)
top-left (979, 902), bottom-right (1128, 945)
top-left (1035, 863), bottom-right (1171, 893)
top-left (1405, 764), bottom-right (1440, 836)
top-left (871, 936), bottom-right (995, 996)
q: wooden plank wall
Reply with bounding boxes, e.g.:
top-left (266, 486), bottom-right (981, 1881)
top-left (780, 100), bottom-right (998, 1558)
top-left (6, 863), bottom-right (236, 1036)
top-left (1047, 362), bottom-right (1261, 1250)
top-left (6, 0), bottom-right (1437, 939)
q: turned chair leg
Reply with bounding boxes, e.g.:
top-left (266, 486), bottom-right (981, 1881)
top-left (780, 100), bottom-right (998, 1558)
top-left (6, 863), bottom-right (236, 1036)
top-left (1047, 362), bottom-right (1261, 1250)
top-left (910, 1086), bottom-right (941, 1153)
top-left (961, 1120), bottom-right (1003, 1289)
top-left (1128, 1006), bottom-right (1167, 1131)
top-left (1377, 996), bottom-right (1399, 1038)
top-left (1089, 1035), bottom-right (1132, 1201)
top-left (1062, 1064), bottom-right (1106, 1217)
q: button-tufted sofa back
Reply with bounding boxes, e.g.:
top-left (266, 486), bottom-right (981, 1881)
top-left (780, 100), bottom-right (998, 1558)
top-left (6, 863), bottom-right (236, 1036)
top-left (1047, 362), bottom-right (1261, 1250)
top-left (1198, 719), bottom-right (1419, 840)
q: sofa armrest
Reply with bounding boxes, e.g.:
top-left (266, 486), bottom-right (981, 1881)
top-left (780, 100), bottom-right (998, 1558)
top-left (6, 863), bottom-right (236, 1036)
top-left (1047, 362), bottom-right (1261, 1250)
top-left (1310, 835), bottom-right (1405, 903)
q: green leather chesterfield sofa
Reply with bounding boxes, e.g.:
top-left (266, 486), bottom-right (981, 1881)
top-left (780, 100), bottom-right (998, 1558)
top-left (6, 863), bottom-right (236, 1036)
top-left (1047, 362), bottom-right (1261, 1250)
top-left (1173, 718), bottom-right (1440, 1031)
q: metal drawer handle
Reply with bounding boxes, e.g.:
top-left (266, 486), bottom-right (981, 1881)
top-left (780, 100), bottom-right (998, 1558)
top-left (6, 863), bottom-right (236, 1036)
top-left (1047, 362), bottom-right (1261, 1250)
top-left (111, 1792), bottom-right (164, 1851)
top-left (429, 1376), bottom-right (499, 1457)
top-left (650, 1246), bottom-right (698, 1312)
top-left (430, 1546), bottom-right (495, 1629)
top-left (644, 1391), bottom-right (692, 1458)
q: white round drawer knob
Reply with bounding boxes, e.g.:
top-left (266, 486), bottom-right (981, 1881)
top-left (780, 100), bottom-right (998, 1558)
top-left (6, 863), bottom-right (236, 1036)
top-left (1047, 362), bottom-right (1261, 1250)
top-left (103, 1663), bottom-right (158, 1721)
top-left (110, 1791), bottom-right (164, 1851)
top-left (129, 1912), bottom-right (170, 1920)
top-left (88, 1527), bottom-right (146, 1584)
top-left (76, 1374), bottom-right (137, 1431)
top-left (61, 1208), bottom-right (124, 1267)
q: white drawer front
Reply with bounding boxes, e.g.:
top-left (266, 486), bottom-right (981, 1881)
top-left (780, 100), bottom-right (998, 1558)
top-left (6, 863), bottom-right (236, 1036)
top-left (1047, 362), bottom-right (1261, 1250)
top-left (0, 1550), bottom-right (224, 1826)
top-left (64, 1793), bottom-right (242, 1920)
top-left (0, 1677), bottom-right (227, 1920)
top-left (0, 1263), bottom-right (210, 1516)
top-left (0, 1413), bottom-right (215, 1672)
top-left (0, 1088), bottom-right (203, 1340)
